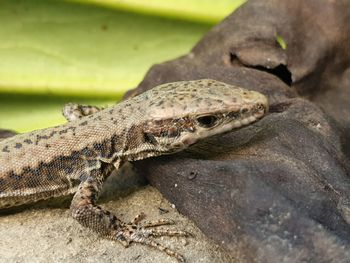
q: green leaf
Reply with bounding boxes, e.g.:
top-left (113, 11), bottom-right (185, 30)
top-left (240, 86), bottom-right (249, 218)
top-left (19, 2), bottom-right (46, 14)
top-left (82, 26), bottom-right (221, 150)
top-left (0, 0), bottom-right (245, 132)
top-left (71, 0), bottom-right (246, 24)
top-left (276, 33), bottom-right (287, 50)
top-left (0, 93), bottom-right (115, 133)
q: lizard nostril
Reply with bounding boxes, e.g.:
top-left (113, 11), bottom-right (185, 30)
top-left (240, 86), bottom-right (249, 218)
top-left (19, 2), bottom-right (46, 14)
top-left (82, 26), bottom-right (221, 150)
top-left (257, 104), bottom-right (265, 112)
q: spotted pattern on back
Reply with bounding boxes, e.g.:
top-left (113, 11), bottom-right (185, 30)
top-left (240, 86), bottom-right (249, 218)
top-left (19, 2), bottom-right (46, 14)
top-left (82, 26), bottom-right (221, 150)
top-left (0, 79), bottom-right (268, 208)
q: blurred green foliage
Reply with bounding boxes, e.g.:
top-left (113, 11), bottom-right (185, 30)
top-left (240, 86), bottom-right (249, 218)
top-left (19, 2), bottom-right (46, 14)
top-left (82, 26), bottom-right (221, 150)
top-left (0, 0), bottom-right (245, 132)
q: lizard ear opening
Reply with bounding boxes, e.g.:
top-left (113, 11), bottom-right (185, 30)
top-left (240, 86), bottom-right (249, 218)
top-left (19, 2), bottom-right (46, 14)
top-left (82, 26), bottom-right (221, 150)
top-left (143, 132), bottom-right (158, 145)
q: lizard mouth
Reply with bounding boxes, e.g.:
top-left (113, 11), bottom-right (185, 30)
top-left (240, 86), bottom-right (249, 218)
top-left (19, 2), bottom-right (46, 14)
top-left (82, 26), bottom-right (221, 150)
top-left (180, 111), bottom-right (263, 148)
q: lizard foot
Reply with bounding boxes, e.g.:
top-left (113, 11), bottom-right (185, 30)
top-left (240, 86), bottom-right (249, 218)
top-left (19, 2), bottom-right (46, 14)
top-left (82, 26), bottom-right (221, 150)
top-left (115, 214), bottom-right (191, 262)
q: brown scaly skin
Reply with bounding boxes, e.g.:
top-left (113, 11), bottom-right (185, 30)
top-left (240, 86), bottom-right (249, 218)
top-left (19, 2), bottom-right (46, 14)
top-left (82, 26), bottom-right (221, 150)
top-left (0, 79), bottom-right (268, 262)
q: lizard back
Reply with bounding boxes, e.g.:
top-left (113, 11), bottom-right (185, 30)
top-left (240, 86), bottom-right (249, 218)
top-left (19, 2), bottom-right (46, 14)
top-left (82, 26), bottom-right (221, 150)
top-left (0, 79), bottom-right (268, 209)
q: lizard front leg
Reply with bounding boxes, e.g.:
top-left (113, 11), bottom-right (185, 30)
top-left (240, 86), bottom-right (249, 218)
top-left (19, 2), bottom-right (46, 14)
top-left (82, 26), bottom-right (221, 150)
top-left (70, 161), bottom-right (189, 262)
top-left (62, 103), bottom-right (104, 121)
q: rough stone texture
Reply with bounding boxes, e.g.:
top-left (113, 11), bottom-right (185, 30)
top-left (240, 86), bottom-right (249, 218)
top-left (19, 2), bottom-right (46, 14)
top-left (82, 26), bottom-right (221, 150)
top-left (126, 0), bottom-right (350, 262)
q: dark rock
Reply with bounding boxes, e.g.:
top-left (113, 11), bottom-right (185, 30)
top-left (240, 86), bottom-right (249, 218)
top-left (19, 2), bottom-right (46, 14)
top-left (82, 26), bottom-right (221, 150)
top-left (126, 0), bottom-right (350, 262)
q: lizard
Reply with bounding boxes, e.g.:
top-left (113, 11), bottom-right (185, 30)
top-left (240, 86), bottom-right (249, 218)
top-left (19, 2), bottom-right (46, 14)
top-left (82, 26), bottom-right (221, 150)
top-left (0, 79), bottom-right (268, 262)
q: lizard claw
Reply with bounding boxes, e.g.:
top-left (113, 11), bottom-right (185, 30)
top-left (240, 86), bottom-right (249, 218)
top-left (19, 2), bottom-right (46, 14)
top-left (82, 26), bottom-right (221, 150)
top-left (114, 214), bottom-right (190, 262)
top-left (130, 215), bottom-right (176, 228)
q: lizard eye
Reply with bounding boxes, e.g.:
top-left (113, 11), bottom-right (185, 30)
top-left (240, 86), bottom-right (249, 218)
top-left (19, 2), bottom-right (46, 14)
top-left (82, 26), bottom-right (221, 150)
top-left (143, 132), bottom-right (158, 145)
top-left (196, 115), bottom-right (218, 128)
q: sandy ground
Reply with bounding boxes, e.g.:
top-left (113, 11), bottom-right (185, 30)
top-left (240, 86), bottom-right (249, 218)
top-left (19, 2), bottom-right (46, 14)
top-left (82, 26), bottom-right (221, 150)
top-left (0, 164), bottom-right (233, 263)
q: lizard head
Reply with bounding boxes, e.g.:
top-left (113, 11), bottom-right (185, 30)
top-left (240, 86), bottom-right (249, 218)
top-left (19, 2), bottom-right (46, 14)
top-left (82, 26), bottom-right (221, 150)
top-left (138, 79), bottom-right (268, 155)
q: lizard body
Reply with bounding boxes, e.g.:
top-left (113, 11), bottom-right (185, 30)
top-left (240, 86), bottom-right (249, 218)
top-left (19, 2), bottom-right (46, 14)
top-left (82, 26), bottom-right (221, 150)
top-left (0, 79), bottom-right (268, 262)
